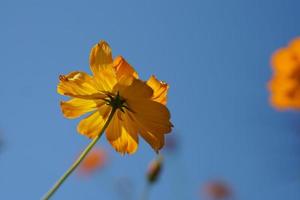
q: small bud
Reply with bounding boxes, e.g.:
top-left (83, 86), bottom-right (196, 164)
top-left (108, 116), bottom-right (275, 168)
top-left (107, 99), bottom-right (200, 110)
top-left (146, 156), bottom-right (163, 184)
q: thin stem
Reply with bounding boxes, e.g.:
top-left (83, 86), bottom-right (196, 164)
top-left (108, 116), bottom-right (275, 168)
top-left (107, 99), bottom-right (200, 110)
top-left (42, 107), bottom-right (117, 200)
top-left (141, 182), bottom-right (150, 200)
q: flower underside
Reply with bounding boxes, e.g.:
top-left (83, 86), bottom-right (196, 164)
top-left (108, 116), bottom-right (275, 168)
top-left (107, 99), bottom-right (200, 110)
top-left (58, 40), bottom-right (172, 154)
top-left (104, 92), bottom-right (130, 113)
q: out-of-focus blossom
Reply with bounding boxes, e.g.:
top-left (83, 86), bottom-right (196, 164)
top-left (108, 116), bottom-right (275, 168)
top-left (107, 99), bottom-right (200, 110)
top-left (147, 156), bottom-right (163, 184)
top-left (268, 37), bottom-right (300, 109)
top-left (78, 147), bottom-right (107, 175)
top-left (202, 180), bottom-right (232, 200)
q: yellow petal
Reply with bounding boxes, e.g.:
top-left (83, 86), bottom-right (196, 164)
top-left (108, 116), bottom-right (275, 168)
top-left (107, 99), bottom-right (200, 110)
top-left (57, 71), bottom-right (99, 97)
top-left (147, 75), bottom-right (169, 105)
top-left (113, 56), bottom-right (138, 82)
top-left (88, 41), bottom-right (118, 91)
top-left (106, 110), bottom-right (138, 154)
top-left (121, 79), bottom-right (153, 100)
top-left (77, 105), bottom-right (111, 138)
top-left (60, 98), bottom-right (100, 119)
top-left (93, 65), bottom-right (118, 92)
top-left (89, 41), bottom-right (113, 76)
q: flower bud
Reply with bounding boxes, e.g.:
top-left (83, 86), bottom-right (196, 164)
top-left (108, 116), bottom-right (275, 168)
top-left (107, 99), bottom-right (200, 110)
top-left (147, 156), bottom-right (163, 184)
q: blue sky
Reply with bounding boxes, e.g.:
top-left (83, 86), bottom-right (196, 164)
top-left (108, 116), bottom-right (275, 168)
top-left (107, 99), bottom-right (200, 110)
top-left (1, 0), bottom-right (300, 199)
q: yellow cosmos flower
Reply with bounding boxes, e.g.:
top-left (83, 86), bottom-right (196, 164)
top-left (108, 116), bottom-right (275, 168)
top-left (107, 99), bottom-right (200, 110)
top-left (57, 41), bottom-right (172, 154)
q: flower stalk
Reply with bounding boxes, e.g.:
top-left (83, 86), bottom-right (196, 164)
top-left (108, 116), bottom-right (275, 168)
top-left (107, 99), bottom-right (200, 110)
top-left (42, 106), bottom-right (117, 200)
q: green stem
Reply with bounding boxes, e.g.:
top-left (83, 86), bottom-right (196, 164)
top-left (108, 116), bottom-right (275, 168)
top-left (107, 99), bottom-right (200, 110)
top-left (141, 182), bottom-right (150, 200)
top-left (42, 107), bottom-right (117, 200)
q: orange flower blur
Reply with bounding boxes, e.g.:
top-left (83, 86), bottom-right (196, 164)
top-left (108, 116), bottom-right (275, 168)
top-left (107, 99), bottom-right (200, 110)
top-left (79, 147), bottom-right (107, 175)
top-left (268, 37), bottom-right (300, 109)
top-left (57, 41), bottom-right (172, 154)
top-left (202, 181), bottom-right (232, 200)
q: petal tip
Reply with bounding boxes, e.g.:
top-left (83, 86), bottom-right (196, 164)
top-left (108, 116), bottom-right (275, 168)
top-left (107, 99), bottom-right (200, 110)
top-left (59, 75), bottom-right (66, 81)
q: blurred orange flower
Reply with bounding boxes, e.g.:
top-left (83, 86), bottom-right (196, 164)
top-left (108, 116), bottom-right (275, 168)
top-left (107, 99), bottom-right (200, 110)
top-left (57, 41), bottom-right (172, 154)
top-left (79, 147), bottom-right (107, 175)
top-left (268, 37), bottom-right (300, 109)
top-left (202, 180), bottom-right (232, 200)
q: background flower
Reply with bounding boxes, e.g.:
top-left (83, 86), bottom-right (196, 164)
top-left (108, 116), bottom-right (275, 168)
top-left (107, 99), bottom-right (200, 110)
top-left (268, 38), bottom-right (300, 109)
top-left (78, 147), bottom-right (107, 175)
top-left (201, 180), bottom-right (232, 200)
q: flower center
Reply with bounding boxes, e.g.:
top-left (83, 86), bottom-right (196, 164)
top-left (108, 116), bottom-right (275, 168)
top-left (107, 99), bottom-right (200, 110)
top-left (104, 92), bottom-right (129, 112)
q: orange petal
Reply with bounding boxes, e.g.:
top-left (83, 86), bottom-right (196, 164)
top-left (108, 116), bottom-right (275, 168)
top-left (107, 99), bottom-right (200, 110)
top-left (60, 98), bottom-right (99, 119)
top-left (127, 99), bottom-right (172, 134)
top-left (113, 56), bottom-right (138, 81)
top-left (147, 75), bottom-right (169, 105)
top-left (271, 48), bottom-right (298, 76)
top-left (57, 71), bottom-right (99, 97)
top-left (121, 79), bottom-right (153, 100)
top-left (106, 110), bottom-right (138, 154)
top-left (268, 76), bottom-right (296, 93)
top-left (77, 105), bottom-right (111, 138)
top-left (126, 99), bottom-right (172, 151)
top-left (268, 76), bottom-right (300, 109)
top-left (139, 127), bottom-right (165, 151)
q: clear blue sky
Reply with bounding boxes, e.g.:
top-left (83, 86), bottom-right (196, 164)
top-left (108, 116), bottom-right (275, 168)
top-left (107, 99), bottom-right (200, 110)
top-left (1, 0), bottom-right (300, 199)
